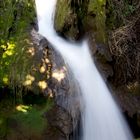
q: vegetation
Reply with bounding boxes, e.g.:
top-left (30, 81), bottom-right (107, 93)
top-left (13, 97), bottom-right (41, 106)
top-left (0, 1), bottom-right (53, 139)
top-left (0, 0), bottom-right (35, 88)
top-left (106, 0), bottom-right (140, 86)
top-left (0, 0), bottom-right (52, 101)
top-left (0, 96), bottom-right (54, 139)
top-left (106, 0), bottom-right (138, 29)
top-left (54, 0), bottom-right (71, 32)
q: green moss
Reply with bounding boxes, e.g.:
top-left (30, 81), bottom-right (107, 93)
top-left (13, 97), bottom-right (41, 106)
top-left (54, 0), bottom-right (71, 31)
top-left (88, 0), bottom-right (106, 43)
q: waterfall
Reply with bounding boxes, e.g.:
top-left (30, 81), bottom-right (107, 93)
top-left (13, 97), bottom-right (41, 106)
top-left (35, 0), bottom-right (133, 140)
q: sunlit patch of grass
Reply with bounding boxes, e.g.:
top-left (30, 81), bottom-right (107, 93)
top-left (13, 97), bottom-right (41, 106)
top-left (16, 104), bottom-right (30, 113)
top-left (0, 91), bottom-right (54, 137)
top-left (2, 75), bottom-right (9, 84)
top-left (1, 42), bottom-right (15, 58)
top-left (11, 107), bottom-right (44, 133)
top-left (11, 99), bottom-right (54, 134)
top-left (3, 43), bottom-right (15, 57)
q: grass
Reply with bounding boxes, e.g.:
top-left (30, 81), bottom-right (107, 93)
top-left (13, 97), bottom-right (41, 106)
top-left (11, 98), bottom-right (54, 133)
top-left (0, 116), bottom-right (7, 139)
top-left (11, 106), bottom-right (45, 133)
top-left (0, 97), bottom-right (54, 138)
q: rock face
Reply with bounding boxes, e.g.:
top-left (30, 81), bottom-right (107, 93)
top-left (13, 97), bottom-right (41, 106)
top-left (49, 47), bottom-right (81, 118)
top-left (54, 0), bottom-right (106, 42)
top-left (31, 29), bottom-right (81, 139)
top-left (45, 105), bottom-right (73, 136)
top-left (54, 0), bottom-right (113, 82)
top-left (34, 31), bottom-right (81, 120)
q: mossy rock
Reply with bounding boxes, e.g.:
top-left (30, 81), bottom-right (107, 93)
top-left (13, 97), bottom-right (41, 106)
top-left (54, 0), bottom-right (80, 39)
top-left (87, 0), bottom-right (106, 43)
top-left (54, 0), bottom-right (71, 32)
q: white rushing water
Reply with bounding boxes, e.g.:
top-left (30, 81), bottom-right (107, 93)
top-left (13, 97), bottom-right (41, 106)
top-left (35, 0), bottom-right (133, 140)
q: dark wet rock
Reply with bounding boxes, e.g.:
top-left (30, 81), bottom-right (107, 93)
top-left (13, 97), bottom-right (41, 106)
top-left (94, 43), bottom-right (112, 62)
top-left (88, 33), bottom-right (113, 81)
top-left (112, 85), bottom-right (140, 134)
top-left (44, 126), bottom-right (66, 140)
top-left (31, 29), bottom-right (81, 118)
top-left (31, 29), bottom-right (81, 139)
top-left (54, 0), bottom-right (89, 40)
top-left (96, 62), bottom-right (113, 81)
top-left (49, 47), bottom-right (81, 121)
top-left (45, 105), bottom-right (73, 136)
top-left (117, 92), bottom-right (140, 117)
top-left (30, 28), bottom-right (44, 46)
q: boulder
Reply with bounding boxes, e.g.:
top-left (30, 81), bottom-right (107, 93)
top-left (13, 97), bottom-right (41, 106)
top-left (45, 105), bottom-right (73, 135)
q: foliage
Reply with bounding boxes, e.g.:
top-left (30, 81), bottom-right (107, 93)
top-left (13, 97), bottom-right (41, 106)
top-left (11, 106), bottom-right (45, 133)
top-left (0, 0), bottom-right (45, 99)
top-left (106, 0), bottom-right (137, 29)
top-left (0, 0), bottom-right (52, 99)
top-left (0, 0), bottom-right (35, 84)
top-left (0, 0), bottom-right (35, 40)
top-left (0, 96), bottom-right (54, 139)
top-left (0, 116), bottom-right (8, 139)
top-left (11, 99), bottom-right (54, 133)
top-left (107, 0), bottom-right (140, 85)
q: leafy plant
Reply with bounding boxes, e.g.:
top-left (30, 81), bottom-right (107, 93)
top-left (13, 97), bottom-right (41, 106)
top-left (0, 0), bottom-right (36, 102)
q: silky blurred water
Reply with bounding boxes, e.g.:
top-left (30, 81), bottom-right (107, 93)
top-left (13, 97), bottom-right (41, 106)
top-left (35, 0), bottom-right (133, 139)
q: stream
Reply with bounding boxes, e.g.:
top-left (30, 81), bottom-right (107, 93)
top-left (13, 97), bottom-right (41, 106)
top-left (35, 0), bottom-right (133, 139)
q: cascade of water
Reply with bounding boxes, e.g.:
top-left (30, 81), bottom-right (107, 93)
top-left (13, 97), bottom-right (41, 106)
top-left (35, 0), bottom-right (133, 140)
